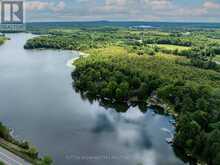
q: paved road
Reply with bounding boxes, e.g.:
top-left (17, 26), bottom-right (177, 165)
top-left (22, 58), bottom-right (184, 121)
top-left (0, 147), bottom-right (31, 165)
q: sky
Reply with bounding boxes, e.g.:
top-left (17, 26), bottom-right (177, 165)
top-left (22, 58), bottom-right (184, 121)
top-left (24, 0), bottom-right (220, 22)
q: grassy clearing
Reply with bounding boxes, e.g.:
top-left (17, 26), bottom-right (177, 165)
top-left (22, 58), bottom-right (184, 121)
top-left (48, 28), bottom-right (81, 34)
top-left (81, 46), bottom-right (220, 88)
top-left (87, 46), bottom-right (189, 63)
top-left (155, 52), bottom-right (189, 62)
top-left (209, 38), bottom-right (220, 44)
top-left (86, 46), bottom-right (130, 56)
top-left (214, 55), bottom-right (220, 63)
top-left (121, 30), bottom-right (170, 36)
top-left (148, 44), bottom-right (191, 51)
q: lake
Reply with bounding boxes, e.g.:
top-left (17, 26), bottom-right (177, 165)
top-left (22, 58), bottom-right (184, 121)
top-left (0, 33), bottom-right (186, 165)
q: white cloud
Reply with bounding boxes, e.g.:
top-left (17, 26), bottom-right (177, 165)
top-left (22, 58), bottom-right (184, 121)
top-left (203, 1), bottom-right (220, 10)
top-left (52, 1), bottom-right (65, 12)
top-left (26, 1), bottom-right (50, 11)
top-left (145, 0), bottom-right (173, 10)
top-left (102, 0), bottom-right (173, 11)
top-left (105, 0), bottom-right (127, 6)
top-left (26, 1), bottom-right (65, 12)
top-left (25, 0), bottom-right (220, 22)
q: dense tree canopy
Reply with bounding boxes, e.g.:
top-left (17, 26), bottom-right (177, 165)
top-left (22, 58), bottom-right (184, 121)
top-left (24, 28), bottom-right (220, 72)
top-left (73, 47), bottom-right (220, 165)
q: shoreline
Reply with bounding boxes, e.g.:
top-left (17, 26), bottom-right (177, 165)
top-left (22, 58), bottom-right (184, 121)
top-left (66, 51), bottom-right (90, 68)
top-left (0, 123), bottom-right (42, 165)
top-left (147, 94), bottom-right (178, 117)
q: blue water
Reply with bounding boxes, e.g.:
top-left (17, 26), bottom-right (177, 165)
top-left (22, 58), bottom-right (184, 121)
top-left (0, 33), bottom-right (186, 165)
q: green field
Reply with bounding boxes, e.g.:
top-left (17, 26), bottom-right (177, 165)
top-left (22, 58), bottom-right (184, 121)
top-left (214, 55), bottom-right (220, 63)
top-left (148, 44), bottom-right (191, 51)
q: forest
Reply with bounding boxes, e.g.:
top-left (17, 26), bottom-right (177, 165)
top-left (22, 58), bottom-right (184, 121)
top-left (25, 27), bottom-right (220, 71)
top-left (24, 26), bottom-right (220, 165)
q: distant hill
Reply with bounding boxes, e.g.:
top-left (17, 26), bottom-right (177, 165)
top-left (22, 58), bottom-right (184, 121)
top-left (26, 21), bottom-right (220, 31)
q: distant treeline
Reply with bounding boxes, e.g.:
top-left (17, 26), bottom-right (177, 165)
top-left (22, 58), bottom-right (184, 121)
top-left (26, 21), bottom-right (220, 31)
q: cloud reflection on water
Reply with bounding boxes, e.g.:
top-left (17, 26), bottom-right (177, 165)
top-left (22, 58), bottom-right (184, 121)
top-left (90, 106), bottom-right (181, 165)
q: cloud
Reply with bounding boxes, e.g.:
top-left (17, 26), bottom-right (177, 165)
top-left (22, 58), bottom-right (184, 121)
top-left (105, 0), bottom-right (127, 6)
top-left (145, 0), bottom-right (173, 10)
top-left (87, 0), bottom-right (173, 20)
top-left (174, 7), bottom-right (207, 17)
top-left (26, 1), bottom-right (65, 12)
top-left (153, 0), bottom-right (220, 20)
top-left (26, 1), bottom-right (50, 11)
top-left (203, 1), bottom-right (220, 10)
top-left (52, 1), bottom-right (65, 12)
top-left (101, 0), bottom-right (173, 12)
top-left (24, 0), bottom-right (220, 22)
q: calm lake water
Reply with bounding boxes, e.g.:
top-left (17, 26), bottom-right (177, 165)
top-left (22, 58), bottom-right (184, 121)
top-left (0, 33), bottom-right (186, 165)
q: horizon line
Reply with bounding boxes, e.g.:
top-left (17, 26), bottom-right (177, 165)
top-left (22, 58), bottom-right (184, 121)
top-left (25, 20), bottom-right (220, 24)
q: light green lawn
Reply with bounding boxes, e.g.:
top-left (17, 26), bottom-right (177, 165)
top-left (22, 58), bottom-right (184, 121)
top-left (156, 52), bottom-right (188, 61)
top-left (49, 29), bottom-right (81, 34)
top-left (123, 30), bottom-right (170, 36)
top-left (209, 38), bottom-right (220, 44)
top-left (148, 44), bottom-right (191, 51)
top-left (214, 55), bottom-right (220, 63)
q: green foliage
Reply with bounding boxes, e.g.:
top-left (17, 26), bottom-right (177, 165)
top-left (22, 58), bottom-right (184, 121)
top-left (0, 161), bottom-right (5, 165)
top-left (39, 156), bottom-right (53, 165)
top-left (73, 46), bottom-right (220, 165)
top-left (24, 28), bottom-right (220, 73)
top-left (27, 147), bottom-right (38, 159)
top-left (24, 29), bottom-right (122, 51)
top-left (0, 122), bottom-right (11, 140)
top-left (0, 37), bottom-right (6, 45)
